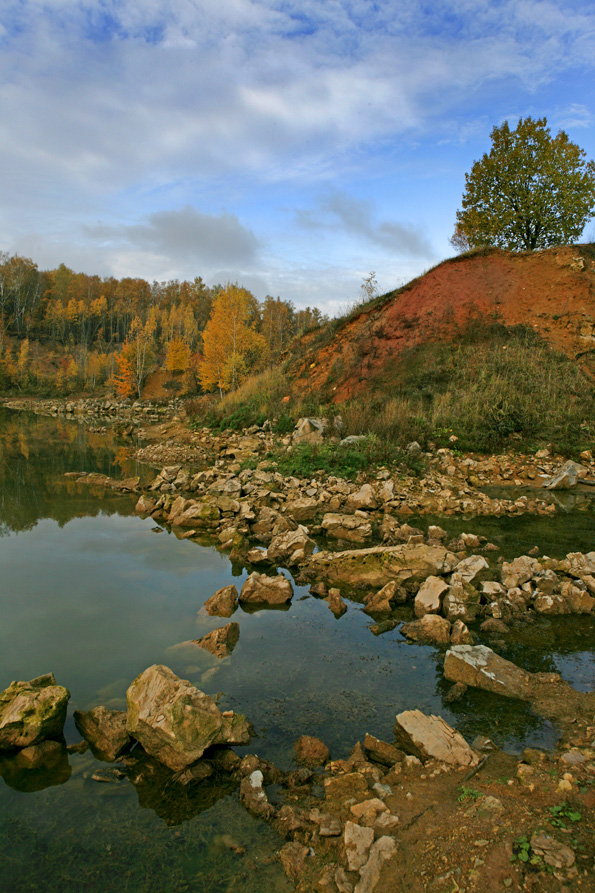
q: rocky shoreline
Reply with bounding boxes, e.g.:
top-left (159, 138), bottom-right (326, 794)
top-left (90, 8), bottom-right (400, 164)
top-left (2, 397), bottom-right (595, 890)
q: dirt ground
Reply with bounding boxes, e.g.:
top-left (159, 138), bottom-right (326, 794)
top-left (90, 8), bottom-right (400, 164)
top-left (291, 245), bottom-right (595, 401)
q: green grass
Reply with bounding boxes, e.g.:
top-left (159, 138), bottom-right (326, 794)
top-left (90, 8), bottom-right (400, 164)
top-left (189, 320), bottom-right (595, 461)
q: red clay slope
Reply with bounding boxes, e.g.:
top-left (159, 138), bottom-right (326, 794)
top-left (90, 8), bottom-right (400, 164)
top-left (291, 245), bottom-right (595, 401)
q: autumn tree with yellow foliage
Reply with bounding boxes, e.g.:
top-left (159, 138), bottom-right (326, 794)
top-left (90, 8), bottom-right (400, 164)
top-left (200, 285), bottom-right (265, 396)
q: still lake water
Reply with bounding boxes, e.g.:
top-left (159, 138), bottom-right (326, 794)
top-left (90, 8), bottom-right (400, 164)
top-left (0, 407), bottom-right (594, 891)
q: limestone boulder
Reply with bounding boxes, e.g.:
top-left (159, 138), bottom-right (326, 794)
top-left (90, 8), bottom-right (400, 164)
top-left (543, 460), bottom-right (586, 490)
top-left (73, 706), bottom-right (131, 761)
top-left (203, 584), bottom-right (238, 618)
top-left (126, 664), bottom-right (251, 771)
top-left (414, 576), bottom-right (449, 617)
top-left (454, 555), bottom-right (489, 584)
top-left (444, 645), bottom-right (533, 700)
top-left (267, 527), bottom-right (316, 566)
top-left (501, 556), bottom-right (542, 589)
top-left (251, 507), bottom-right (297, 542)
top-left (292, 417), bottom-right (327, 445)
top-left (345, 484), bottom-right (378, 512)
top-left (135, 494), bottom-right (157, 515)
top-left (0, 673), bottom-right (70, 750)
top-left (450, 619), bottom-right (473, 645)
top-left (306, 543), bottom-right (458, 590)
top-left (322, 513), bottom-right (373, 543)
top-left (175, 500), bottom-right (220, 528)
top-left (195, 622), bottom-right (240, 658)
top-left (285, 497), bottom-right (319, 522)
top-left (566, 551), bottom-right (595, 579)
top-left (394, 709), bottom-right (479, 767)
top-left (239, 572), bottom-right (293, 605)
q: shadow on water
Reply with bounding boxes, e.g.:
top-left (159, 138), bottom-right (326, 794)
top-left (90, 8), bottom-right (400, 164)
top-left (0, 408), bottom-right (594, 890)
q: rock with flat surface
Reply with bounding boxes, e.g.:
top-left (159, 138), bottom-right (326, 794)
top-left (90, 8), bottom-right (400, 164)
top-left (0, 674), bottom-right (70, 750)
top-left (363, 733), bottom-right (403, 767)
top-left (239, 572), bottom-right (293, 605)
top-left (414, 576), bottom-right (449, 617)
top-left (306, 544), bottom-right (457, 590)
top-left (73, 706), bottom-right (130, 761)
top-left (322, 513), bottom-right (373, 543)
top-left (394, 709), bottom-right (479, 767)
top-left (126, 664), bottom-right (251, 771)
top-left (285, 497), bottom-right (319, 522)
top-left (444, 644), bottom-right (533, 700)
top-left (195, 622), bottom-right (240, 658)
top-left (501, 556), bottom-right (542, 589)
top-left (203, 584), bottom-right (238, 617)
top-left (530, 834), bottom-right (575, 869)
top-left (543, 460), bottom-right (586, 490)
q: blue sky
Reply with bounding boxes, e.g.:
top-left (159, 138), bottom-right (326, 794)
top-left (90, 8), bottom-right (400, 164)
top-left (1, 0), bottom-right (595, 315)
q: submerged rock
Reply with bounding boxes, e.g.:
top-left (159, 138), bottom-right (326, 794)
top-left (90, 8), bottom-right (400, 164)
top-left (126, 664), bottom-right (251, 771)
top-left (73, 706), bottom-right (131, 761)
top-left (195, 622), bottom-right (240, 658)
top-left (0, 673), bottom-right (70, 750)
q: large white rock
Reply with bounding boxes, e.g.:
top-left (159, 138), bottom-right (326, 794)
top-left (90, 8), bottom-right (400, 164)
top-left (444, 644), bottom-right (532, 700)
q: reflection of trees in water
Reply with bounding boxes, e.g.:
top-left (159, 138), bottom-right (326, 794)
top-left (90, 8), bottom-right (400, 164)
top-left (0, 409), bottom-right (141, 534)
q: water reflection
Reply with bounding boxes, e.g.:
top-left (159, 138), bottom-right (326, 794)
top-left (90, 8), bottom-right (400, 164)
top-left (0, 407), bottom-right (142, 535)
top-left (0, 740), bottom-right (71, 792)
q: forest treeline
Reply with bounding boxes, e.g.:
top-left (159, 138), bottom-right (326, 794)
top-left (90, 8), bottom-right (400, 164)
top-left (0, 252), bottom-right (326, 397)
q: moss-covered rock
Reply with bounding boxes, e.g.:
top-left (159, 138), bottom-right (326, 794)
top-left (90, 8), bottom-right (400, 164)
top-left (0, 673), bottom-right (70, 750)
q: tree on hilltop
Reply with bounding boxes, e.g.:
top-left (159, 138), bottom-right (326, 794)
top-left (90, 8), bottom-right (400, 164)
top-left (452, 117), bottom-right (595, 252)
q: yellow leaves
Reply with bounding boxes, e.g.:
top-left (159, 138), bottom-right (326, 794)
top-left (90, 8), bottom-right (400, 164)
top-left (199, 284), bottom-right (265, 394)
top-left (165, 339), bottom-right (191, 374)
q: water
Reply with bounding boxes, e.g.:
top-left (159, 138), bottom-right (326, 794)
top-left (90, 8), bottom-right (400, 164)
top-left (0, 407), bottom-right (594, 891)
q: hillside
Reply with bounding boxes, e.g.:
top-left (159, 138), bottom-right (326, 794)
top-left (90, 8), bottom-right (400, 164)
top-left (290, 245), bottom-right (595, 401)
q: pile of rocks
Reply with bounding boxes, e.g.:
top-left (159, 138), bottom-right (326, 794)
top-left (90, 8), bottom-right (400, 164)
top-left (0, 665), bottom-right (252, 776)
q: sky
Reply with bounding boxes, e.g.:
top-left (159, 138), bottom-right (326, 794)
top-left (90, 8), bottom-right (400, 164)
top-left (1, 1), bottom-right (595, 316)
